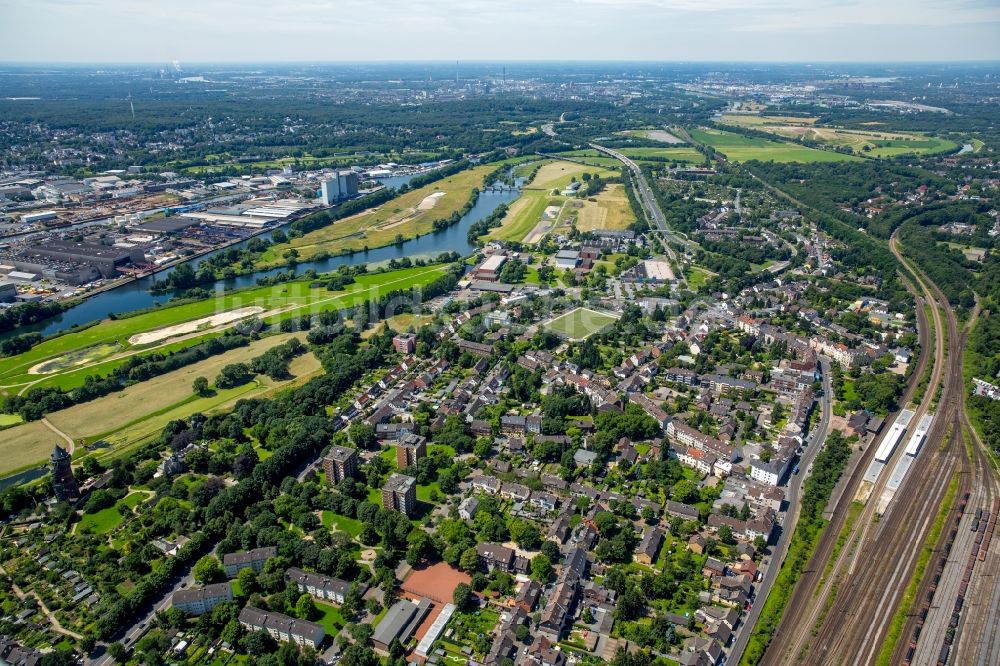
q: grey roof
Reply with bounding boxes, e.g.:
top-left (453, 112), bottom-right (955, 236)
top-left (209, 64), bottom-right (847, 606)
top-left (223, 546), bottom-right (277, 567)
top-left (285, 567), bottom-right (351, 597)
top-left (239, 606), bottom-right (324, 644)
top-left (383, 473), bottom-right (416, 493)
top-left (371, 599), bottom-right (432, 647)
top-left (325, 445), bottom-right (358, 463)
top-left (173, 582), bottom-right (232, 605)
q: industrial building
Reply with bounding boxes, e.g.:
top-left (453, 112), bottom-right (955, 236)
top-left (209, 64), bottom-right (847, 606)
top-left (320, 171), bottom-right (360, 205)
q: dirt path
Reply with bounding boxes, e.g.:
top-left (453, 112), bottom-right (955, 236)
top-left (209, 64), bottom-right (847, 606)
top-left (42, 417), bottom-right (75, 454)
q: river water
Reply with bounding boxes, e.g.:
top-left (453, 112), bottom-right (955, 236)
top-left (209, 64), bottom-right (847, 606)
top-left (16, 180), bottom-right (520, 338)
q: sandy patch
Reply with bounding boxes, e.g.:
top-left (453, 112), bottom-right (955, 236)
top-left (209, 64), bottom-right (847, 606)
top-left (417, 191), bottom-right (446, 210)
top-left (643, 129), bottom-right (685, 144)
top-left (128, 307), bottom-right (265, 345)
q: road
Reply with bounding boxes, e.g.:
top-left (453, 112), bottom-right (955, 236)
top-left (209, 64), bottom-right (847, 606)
top-left (727, 357), bottom-right (834, 664)
top-left (88, 563), bottom-right (196, 665)
top-left (589, 143), bottom-right (697, 265)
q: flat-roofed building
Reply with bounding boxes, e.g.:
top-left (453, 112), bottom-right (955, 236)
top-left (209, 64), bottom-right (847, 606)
top-left (322, 445), bottom-right (359, 485)
top-left (239, 606), bottom-right (325, 649)
top-left (371, 599), bottom-right (433, 653)
top-left (396, 434), bottom-right (427, 468)
top-left (473, 254), bottom-right (507, 282)
top-left (382, 473), bottom-right (417, 516)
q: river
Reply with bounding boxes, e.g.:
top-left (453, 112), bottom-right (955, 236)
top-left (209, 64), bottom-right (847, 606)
top-left (15, 180), bottom-right (520, 338)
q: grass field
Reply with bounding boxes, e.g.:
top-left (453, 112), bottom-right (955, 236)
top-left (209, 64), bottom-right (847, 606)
top-left (718, 116), bottom-right (957, 158)
top-left (0, 413), bottom-right (23, 427)
top-left (616, 147), bottom-right (705, 164)
top-left (487, 191), bottom-right (559, 242)
top-left (544, 307), bottom-right (620, 340)
top-left (690, 127), bottom-right (860, 163)
top-left (0, 337), bottom-right (322, 477)
top-left (77, 492), bottom-right (144, 534)
top-left (256, 165), bottom-right (498, 266)
top-left (321, 511), bottom-right (364, 537)
top-left (615, 129), bottom-right (686, 144)
top-left (0, 264), bottom-right (446, 395)
top-left (529, 161), bottom-right (618, 191)
top-left (685, 265), bottom-right (716, 289)
top-left (486, 160), bottom-right (621, 243)
top-left (567, 184), bottom-right (635, 232)
top-left (313, 601), bottom-right (349, 637)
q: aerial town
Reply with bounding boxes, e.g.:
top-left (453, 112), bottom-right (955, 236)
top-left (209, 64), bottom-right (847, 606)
top-left (0, 41), bottom-right (998, 666)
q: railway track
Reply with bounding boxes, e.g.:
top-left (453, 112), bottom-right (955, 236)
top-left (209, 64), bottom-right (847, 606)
top-left (761, 238), bottom-right (951, 666)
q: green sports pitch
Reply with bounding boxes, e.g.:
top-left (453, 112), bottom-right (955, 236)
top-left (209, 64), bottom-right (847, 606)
top-left (543, 307), bottom-right (620, 340)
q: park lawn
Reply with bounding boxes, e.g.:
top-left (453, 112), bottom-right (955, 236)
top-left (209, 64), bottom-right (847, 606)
top-left (690, 127), bottom-right (859, 163)
top-left (416, 482), bottom-right (443, 504)
top-left (77, 492), bottom-right (144, 535)
top-left (617, 147), bottom-right (705, 163)
top-left (529, 160), bottom-right (618, 191)
top-left (255, 165), bottom-right (498, 266)
top-left (0, 264), bottom-right (446, 393)
top-left (313, 601), bottom-right (349, 636)
top-left (322, 511), bottom-right (364, 537)
top-left (573, 184), bottom-right (635, 232)
top-left (685, 265), bottom-right (716, 289)
top-left (544, 307), bottom-right (620, 340)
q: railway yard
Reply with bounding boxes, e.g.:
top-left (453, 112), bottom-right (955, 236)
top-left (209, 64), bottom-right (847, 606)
top-left (760, 234), bottom-right (1000, 666)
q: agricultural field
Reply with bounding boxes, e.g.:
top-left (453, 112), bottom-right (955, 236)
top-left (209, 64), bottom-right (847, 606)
top-left (486, 160), bottom-right (620, 243)
top-left (718, 115), bottom-right (957, 157)
top-left (564, 184), bottom-right (635, 233)
top-left (256, 164), bottom-right (499, 266)
top-left (529, 160), bottom-right (618, 191)
top-left (0, 264), bottom-right (446, 396)
top-left (690, 127), bottom-right (859, 163)
top-left (616, 146), bottom-right (706, 164)
top-left (543, 307), bottom-right (620, 340)
top-left (0, 335), bottom-right (322, 477)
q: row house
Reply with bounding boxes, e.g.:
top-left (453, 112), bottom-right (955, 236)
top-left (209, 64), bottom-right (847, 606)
top-left (239, 607), bottom-right (325, 649)
top-left (285, 568), bottom-right (355, 604)
top-left (457, 338), bottom-right (493, 358)
top-left (501, 482), bottom-right (532, 502)
top-left (707, 510), bottom-right (776, 542)
top-left (629, 393), bottom-right (671, 430)
top-left (663, 367), bottom-right (699, 386)
top-left (471, 474), bottom-right (502, 495)
top-left (706, 374), bottom-right (757, 399)
top-left (810, 336), bottom-right (869, 368)
top-left (476, 542), bottom-right (530, 575)
top-left (500, 414), bottom-right (542, 435)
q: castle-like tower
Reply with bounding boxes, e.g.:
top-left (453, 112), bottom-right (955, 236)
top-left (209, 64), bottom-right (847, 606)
top-left (50, 445), bottom-right (78, 501)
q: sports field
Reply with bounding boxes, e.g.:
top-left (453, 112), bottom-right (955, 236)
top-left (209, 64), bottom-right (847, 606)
top-left (0, 264), bottom-right (445, 395)
top-left (544, 307), bottom-right (620, 340)
top-left (257, 164), bottom-right (499, 266)
top-left (690, 127), bottom-right (859, 163)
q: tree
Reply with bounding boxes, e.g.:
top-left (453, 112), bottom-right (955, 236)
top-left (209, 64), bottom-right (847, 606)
top-left (236, 568), bottom-right (258, 597)
top-left (192, 376), bottom-right (210, 396)
top-left (295, 593), bottom-right (317, 620)
top-left (459, 547), bottom-right (480, 573)
top-left (530, 554), bottom-right (553, 582)
top-left (107, 643), bottom-right (127, 663)
top-left (453, 582), bottom-right (472, 610)
top-left (192, 555), bottom-right (223, 584)
top-left (349, 422), bottom-right (377, 449)
top-left (718, 525), bottom-right (736, 545)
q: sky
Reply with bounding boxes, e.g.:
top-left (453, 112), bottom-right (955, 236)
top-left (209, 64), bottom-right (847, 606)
top-left (2, 0), bottom-right (999, 63)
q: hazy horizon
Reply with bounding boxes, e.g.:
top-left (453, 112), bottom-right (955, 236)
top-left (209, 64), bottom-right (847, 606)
top-left (3, 0), bottom-right (999, 63)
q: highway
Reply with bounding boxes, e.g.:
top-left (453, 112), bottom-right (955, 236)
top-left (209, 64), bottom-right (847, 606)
top-left (726, 357), bottom-right (833, 664)
top-left (589, 142), bottom-right (697, 264)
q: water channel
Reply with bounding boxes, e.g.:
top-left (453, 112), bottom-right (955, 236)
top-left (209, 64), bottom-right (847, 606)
top-left (15, 176), bottom-right (521, 339)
